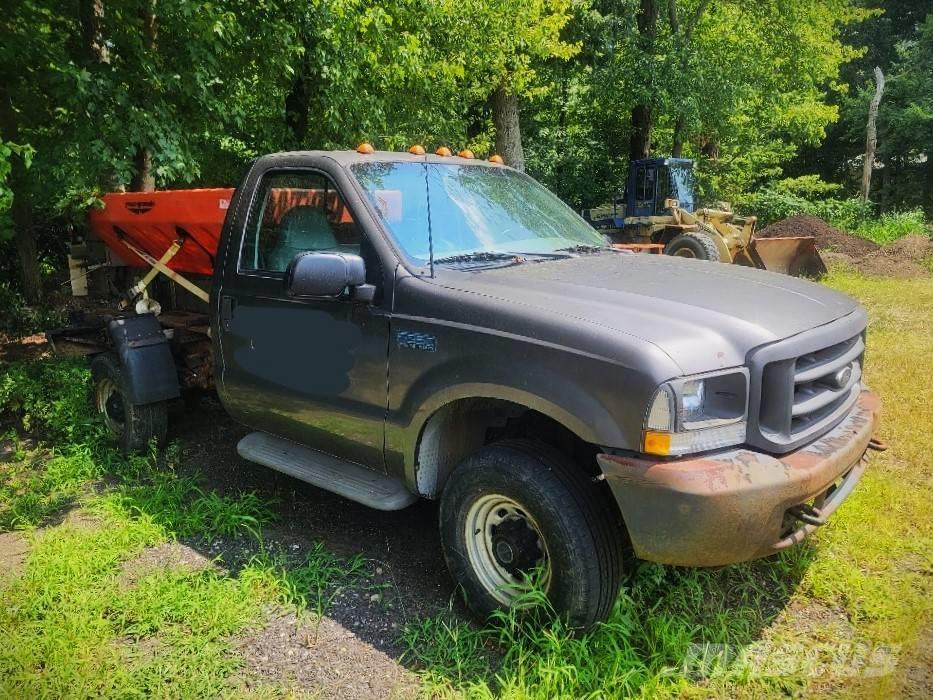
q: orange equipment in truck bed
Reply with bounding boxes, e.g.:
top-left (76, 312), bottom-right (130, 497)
top-left (87, 189), bottom-right (234, 277)
top-left (87, 187), bottom-right (355, 277)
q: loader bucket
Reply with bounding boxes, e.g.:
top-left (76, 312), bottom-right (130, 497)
top-left (748, 237), bottom-right (827, 278)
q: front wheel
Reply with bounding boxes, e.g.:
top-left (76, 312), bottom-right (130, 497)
top-left (439, 440), bottom-right (625, 630)
top-left (91, 352), bottom-right (167, 454)
top-left (664, 231), bottom-right (722, 261)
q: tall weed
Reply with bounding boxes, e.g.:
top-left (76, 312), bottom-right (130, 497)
top-left (0, 357), bottom-right (96, 442)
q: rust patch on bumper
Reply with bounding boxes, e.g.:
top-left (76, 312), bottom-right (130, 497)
top-left (598, 391), bottom-right (881, 567)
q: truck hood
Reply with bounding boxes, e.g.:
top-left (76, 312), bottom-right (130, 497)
top-left (434, 252), bottom-right (860, 375)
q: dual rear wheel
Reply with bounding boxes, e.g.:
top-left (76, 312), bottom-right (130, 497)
top-left (91, 352), bottom-right (167, 454)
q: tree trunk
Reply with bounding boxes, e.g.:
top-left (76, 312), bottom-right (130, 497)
top-left (140, 0), bottom-right (157, 49)
top-left (699, 135), bottom-right (719, 160)
top-left (128, 0), bottom-right (157, 192)
top-left (493, 87), bottom-right (525, 172)
top-left (671, 115), bottom-right (685, 158)
top-left (78, 0), bottom-right (109, 64)
top-left (284, 27), bottom-right (320, 148)
top-left (12, 191), bottom-right (42, 304)
top-left (0, 83), bottom-right (42, 303)
top-left (285, 63), bottom-right (311, 147)
top-left (130, 147), bottom-right (155, 192)
top-left (630, 105), bottom-right (652, 161)
top-left (629, 0), bottom-right (659, 161)
top-left (861, 66), bottom-right (885, 201)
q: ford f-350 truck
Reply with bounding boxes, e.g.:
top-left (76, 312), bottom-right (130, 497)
top-left (59, 147), bottom-right (881, 629)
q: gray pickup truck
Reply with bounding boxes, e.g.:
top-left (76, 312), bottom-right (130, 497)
top-left (68, 149), bottom-right (881, 629)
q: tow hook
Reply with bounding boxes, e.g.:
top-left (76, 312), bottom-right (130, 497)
top-left (868, 437), bottom-right (888, 452)
top-left (787, 503), bottom-right (826, 527)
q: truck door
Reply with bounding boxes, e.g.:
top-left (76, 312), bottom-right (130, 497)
top-left (215, 168), bottom-right (389, 471)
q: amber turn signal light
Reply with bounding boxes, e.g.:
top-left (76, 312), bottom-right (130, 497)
top-left (488, 154), bottom-right (504, 164)
top-left (408, 144), bottom-right (425, 155)
top-left (642, 431), bottom-right (672, 456)
top-left (458, 149), bottom-right (475, 159)
top-left (356, 143), bottom-right (375, 154)
top-left (435, 146), bottom-right (452, 157)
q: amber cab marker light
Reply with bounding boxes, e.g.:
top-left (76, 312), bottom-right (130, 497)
top-left (408, 144), bottom-right (426, 155)
top-left (356, 142), bottom-right (375, 154)
top-left (458, 149), bottom-right (475, 159)
top-left (488, 154), bottom-right (504, 164)
top-left (642, 431), bottom-right (672, 456)
top-left (435, 146), bottom-right (452, 157)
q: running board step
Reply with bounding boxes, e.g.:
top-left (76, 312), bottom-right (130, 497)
top-left (237, 432), bottom-right (417, 511)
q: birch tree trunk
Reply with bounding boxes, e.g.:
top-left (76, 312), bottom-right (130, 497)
top-left (861, 66), bottom-right (885, 201)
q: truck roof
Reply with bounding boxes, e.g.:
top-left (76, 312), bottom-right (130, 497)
top-left (257, 149), bottom-right (509, 169)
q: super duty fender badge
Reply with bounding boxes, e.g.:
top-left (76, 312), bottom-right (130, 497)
top-left (397, 331), bottom-right (437, 352)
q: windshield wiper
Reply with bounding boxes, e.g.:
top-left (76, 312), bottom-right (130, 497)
top-left (554, 244), bottom-right (609, 254)
top-left (433, 251), bottom-right (522, 266)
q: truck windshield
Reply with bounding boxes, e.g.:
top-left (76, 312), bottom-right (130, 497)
top-left (351, 162), bottom-right (608, 264)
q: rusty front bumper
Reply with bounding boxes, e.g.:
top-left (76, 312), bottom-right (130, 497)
top-left (597, 391), bottom-right (881, 567)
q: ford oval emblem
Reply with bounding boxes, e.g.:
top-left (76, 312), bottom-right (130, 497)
top-left (832, 364), bottom-right (853, 389)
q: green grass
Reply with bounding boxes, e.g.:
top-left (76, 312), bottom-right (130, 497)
top-left (851, 209), bottom-right (929, 245)
top-left (0, 362), bottom-right (374, 698)
top-left (0, 497), bottom-right (294, 697)
top-left (2, 270), bottom-right (931, 698)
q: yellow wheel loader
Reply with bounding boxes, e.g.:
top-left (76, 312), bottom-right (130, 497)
top-left (583, 157), bottom-right (826, 277)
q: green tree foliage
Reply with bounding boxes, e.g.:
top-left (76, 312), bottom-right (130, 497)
top-left (871, 12), bottom-right (933, 213)
top-left (788, 2), bottom-right (931, 213)
top-left (0, 0), bottom-right (924, 310)
top-left (524, 0), bottom-right (873, 206)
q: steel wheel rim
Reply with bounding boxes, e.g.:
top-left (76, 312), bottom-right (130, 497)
top-left (464, 494), bottom-right (551, 606)
top-left (96, 377), bottom-right (124, 435)
top-left (672, 247), bottom-right (698, 258)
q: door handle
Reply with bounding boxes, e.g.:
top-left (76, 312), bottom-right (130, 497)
top-left (221, 296), bottom-right (235, 329)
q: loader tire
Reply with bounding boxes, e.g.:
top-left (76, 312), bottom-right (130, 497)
top-left (91, 352), bottom-right (167, 455)
top-left (665, 232), bottom-right (721, 262)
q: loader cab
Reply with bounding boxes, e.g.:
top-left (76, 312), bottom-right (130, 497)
top-left (624, 158), bottom-right (696, 218)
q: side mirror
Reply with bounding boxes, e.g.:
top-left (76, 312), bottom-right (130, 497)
top-left (286, 252), bottom-right (369, 299)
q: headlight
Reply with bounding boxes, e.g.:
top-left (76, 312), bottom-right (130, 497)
top-left (643, 369), bottom-right (749, 456)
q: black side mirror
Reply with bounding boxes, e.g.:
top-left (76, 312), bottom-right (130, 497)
top-left (286, 252), bottom-right (369, 299)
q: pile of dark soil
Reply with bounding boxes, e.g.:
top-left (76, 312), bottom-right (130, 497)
top-left (756, 215), bottom-right (879, 257)
top-left (756, 215), bottom-right (931, 278)
top-left (857, 235), bottom-right (933, 278)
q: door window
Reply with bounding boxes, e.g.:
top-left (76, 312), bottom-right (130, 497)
top-left (634, 167), bottom-right (647, 202)
top-left (636, 167), bottom-right (655, 202)
top-left (240, 171), bottom-right (360, 273)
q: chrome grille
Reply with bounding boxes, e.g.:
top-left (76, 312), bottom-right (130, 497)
top-left (746, 310), bottom-right (867, 453)
top-left (790, 334), bottom-right (863, 435)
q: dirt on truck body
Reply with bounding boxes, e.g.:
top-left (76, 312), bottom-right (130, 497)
top-left (57, 147), bottom-right (882, 629)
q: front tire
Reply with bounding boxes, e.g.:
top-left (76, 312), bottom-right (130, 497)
top-left (91, 352), bottom-right (168, 454)
top-left (665, 231), bottom-right (722, 261)
top-left (439, 440), bottom-right (625, 630)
